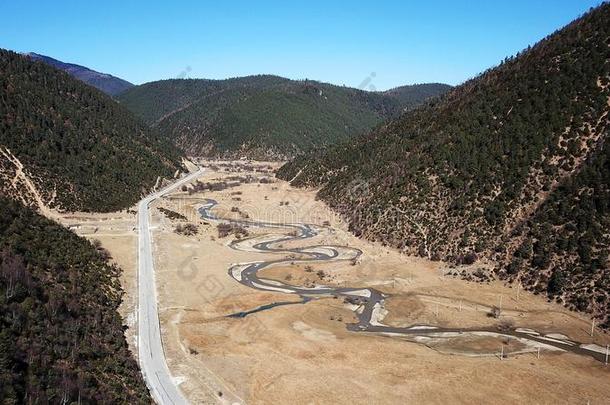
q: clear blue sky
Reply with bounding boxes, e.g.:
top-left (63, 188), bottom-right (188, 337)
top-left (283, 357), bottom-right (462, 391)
top-left (0, 0), bottom-right (602, 90)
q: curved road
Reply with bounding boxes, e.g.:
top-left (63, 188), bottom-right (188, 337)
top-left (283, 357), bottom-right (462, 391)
top-left (138, 169), bottom-right (203, 405)
top-left (200, 199), bottom-right (609, 364)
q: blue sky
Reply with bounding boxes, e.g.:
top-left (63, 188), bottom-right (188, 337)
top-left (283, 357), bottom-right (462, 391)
top-left (0, 0), bottom-right (601, 90)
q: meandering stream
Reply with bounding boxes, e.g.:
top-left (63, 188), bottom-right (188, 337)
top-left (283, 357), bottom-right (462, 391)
top-left (199, 199), bottom-right (608, 363)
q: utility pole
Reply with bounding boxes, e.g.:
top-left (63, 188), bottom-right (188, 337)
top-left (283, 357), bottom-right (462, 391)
top-left (590, 319), bottom-right (595, 337)
top-left (500, 345), bottom-right (504, 360)
top-left (458, 300), bottom-right (462, 312)
top-left (537, 347), bottom-right (540, 360)
top-left (605, 344), bottom-right (609, 366)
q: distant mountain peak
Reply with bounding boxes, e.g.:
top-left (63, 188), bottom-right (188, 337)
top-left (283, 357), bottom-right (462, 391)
top-left (24, 52), bottom-right (133, 96)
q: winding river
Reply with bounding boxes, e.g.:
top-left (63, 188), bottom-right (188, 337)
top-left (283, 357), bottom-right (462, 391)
top-left (199, 199), bottom-right (608, 364)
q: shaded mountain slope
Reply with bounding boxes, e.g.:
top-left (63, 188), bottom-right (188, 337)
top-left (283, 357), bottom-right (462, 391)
top-left (25, 53), bottom-right (134, 96)
top-left (0, 197), bottom-right (149, 403)
top-left (0, 49), bottom-right (183, 212)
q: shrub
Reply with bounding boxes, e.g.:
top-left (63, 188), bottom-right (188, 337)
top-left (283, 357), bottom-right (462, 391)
top-left (175, 223), bottom-right (198, 236)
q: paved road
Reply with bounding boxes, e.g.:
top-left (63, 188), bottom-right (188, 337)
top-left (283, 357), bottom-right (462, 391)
top-left (138, 169), bottom-right (203, 405)
top-left (199, 198), bottom-right (610, 364)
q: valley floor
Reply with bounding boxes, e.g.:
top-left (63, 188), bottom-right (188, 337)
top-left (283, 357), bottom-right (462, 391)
top-left (60, 161), bottom-right (610, 405)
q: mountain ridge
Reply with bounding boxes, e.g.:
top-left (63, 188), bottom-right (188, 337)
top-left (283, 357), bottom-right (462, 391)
top-left (25, 52), bottom-right (134, 96)
top-left (381, 83), bottom-right (453, 110)
top-left (118, 76), bottom-right (451, 159)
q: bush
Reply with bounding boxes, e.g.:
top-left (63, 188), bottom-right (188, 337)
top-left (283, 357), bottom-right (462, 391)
top-left (547, 269), bottom-right (565, 296)
top-left (488, 306), bottom-right (501, 318)
top-left (463, 252), bottom-right (478, 265)
top-left (159, 207), bottom-right (187, 221)
top-left (216, 223), bottom-right (248, 238)
top-left (175, 223), bottom-right (198, 236)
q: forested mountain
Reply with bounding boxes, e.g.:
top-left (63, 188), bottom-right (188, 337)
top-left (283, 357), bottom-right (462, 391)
top-left (118, 75), bottom-right (451, 159)
top-left (381, 83), bottom-right (452, 110)
top-left (278, 5), bottom-right (610, 327)
top-left (0, 48), bottom-right (189, 403)
top-left (0, 197), bottom-right (149, 403)
top-left (118, 75), bottom-right (288, 125)
top-left (25, 53), bottom-right (134, 96)
top-left (0, 49), bottom-right (183, 212)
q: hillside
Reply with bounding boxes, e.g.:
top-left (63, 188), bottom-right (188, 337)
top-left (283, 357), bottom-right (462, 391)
top-left (118, 76), bottom-right (451, 159)
top-left (117, 75), bottom-right (289, 125)
top-left (25, 53), bottom-right (134, 96)
top-left (0, 49), bottom-right (183, 212)
top-left (0, 197), bottom-right (149, 403)
top-left (278, 5), bottom-right (610, 326)
top-left (381, 83), bottom-right (453, 110)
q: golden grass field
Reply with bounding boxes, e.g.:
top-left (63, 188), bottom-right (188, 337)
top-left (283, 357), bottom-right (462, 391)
top-left (58, 161), bottom-right (610, 405)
